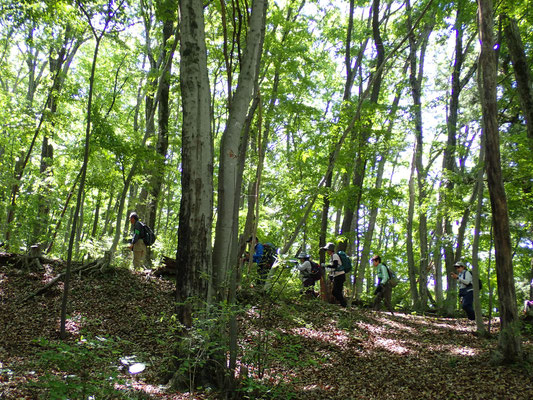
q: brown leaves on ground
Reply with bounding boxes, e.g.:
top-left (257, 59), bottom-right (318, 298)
top-left (1, 253), bottom-right (532, 399)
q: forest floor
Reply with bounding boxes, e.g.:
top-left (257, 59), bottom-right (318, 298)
top-left (1, 252), bottom-right (533, 400)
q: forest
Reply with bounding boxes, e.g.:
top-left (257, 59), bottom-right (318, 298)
top-left (0, 0), bottom-right (532, 398)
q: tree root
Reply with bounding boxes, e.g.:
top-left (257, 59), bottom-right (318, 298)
top-left (22, 251), bottom-right (112, 302)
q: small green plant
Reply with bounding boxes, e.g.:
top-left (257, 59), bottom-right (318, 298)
top-left (337, 314), bottom-right (354, 331)
top-left (166, 302), bottom-right (241, 392)
top-left (237, 375), bottom-right (298, 399)
top-left (29, 336), bottom-right (127, 399)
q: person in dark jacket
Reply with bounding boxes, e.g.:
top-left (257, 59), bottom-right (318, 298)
top-left (128, 212), bottom-right (146, 269)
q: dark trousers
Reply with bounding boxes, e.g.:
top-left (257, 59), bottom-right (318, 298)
top-left (256, 263), bottom-right (272, 286)
top-left (332, 274), bottom-right (347, 307)
top-left (373, 282), bottom-right (394, 314)
top-left (460, 290), bottom-right (475, 320)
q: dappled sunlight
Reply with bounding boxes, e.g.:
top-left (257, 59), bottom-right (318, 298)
top-left (351, 312), bottom-right (486, 357)
top-left (374, 337), bottom-right (411, 354)
top-left (380, 318), bottom-right (418, 334)
top-left (447, 345), bottom-right (480, 357)
top-left (62, 312), bottom-right (83, 336)
top-left (291, 326), bottom-right (350, 346)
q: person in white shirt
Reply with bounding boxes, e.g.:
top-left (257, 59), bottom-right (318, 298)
top-left (321, 242), bottom-right (347, 307)
top-left (451, 261), bottom-right (475, 320)
top-left (296, 252), bottom-right (318, 297)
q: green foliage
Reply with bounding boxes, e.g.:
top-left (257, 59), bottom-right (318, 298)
top-left (30, 335), bottom-right (128, 399)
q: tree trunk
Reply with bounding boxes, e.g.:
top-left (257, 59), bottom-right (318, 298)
top-left (503, 16), bottom-right (533, 153)
top-left (477, 0), bottom-right (521, 362)
top-left (146, 18), bottom-right (175, 230)
top-left (61, 0), bottom-right (115, 336)
top-left (356, 91), bottom-right (401, 299)
top-left (406, 150), bottom-right (419, 307)
top-left (339, 0), bottom-right (382, 254)
top-left (439, 4), bottom-right (476, 313)
top-left (212, 0), bottom-right (267, 301)
top-left (406, 0), bottom-right (433, 311)
top-left (472, 134), bottom-right (486, 336)
top-left (176, 0), bottom-right (214, 327)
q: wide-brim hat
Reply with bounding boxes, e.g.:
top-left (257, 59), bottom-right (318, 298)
top-left (321, 242), bottom-right (335, 252)
top-left (454, 261), bottom-right (467, 268)
top-left (297, 252), bottom-right (309, 259)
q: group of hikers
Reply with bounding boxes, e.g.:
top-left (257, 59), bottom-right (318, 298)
top-left (128, 212), bottom-right (478, 320)
top-left (244, 236), bottom-right (479, 321)
top-left (243, 237), bottom-right (395, 313)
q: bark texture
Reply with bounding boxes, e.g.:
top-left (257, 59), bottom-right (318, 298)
top-left (477, 0), bottom-right (521, 362)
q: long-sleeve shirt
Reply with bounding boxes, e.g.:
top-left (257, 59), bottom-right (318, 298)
top-left (457, 269), bottom-right (473, 291)
top-left (328, 253), bottom-right (344, 277)
top-left (131, 220), bottom-right (143, 244)
top-left (297, 260), bottom-right (312, 277)
top-left (377, 263), bottom-right (389, 285)
top-left (252, 243), bottom-right (264, 263)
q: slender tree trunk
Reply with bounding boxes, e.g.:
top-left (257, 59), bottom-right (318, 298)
top-left (406, 151), bottom-right (419, 307)
top-left (472, 134), bottom-right (486, 335)
top-left (356, 92), bottom-right (401, 299)
top-left (61, 22), bottom-right (104, 338)
top-left (477, 0), bottom-right (521, 362)
top-left (440, 4), bottom-right (476, 313)
top-left (406, 0), bottom-right (433, 311)
top-left (212, 0), bottom-right (267, 301)
top-left (60, 0), bottom-right (124, 338)
top-left (147, 18), bottom-right (176, 229)
top-left (91, 192), bottom-right (100, 237)
top-left (45, 170), bottom-right (81, 255)
top-left (339, 0), bottom-right (381, 253)
top-left (503, 16), bottom-right (533, 153)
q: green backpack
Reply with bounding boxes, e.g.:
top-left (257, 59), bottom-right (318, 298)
top-left (337, 251), bottom-right (352, 273)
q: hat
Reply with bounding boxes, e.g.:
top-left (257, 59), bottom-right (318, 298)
top-left (321, 242), bottom-right (335, 252)
top-left (454, 261), bottom-right (467, 268)
top-left (297, 252), bottom-right (309, 259)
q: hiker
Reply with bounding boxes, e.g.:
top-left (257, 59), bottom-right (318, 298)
top-left (372, 255), bottom-right (394, 314)
top-left (451, 261), bottom-right (475, 320)
top-left (246, 236), bottom-right (264, 264)
top-left (321, 242), bottom-right (347, 307)
top-left (128, 212), bottom-right (146, 269)
top-left (244, 236), bottom-right (272, 286)
top-left (296, 252), bottom-right (319, 297)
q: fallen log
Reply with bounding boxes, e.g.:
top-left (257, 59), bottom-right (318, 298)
top-left (153, 256), bottom-right (178, 277)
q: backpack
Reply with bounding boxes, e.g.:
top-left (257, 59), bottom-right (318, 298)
top-left (337, 251), bottom-right (352, 273)
top-left (141, 222), bottom-right (156, 246)
top-left (384, 263), bottom-right (398, 287)
top-left (465, 270), bottom-right (483, 290)
top-left (309, 261), bottom-right (321, 280)
top-left (261, 243), bottom-right (277, 267)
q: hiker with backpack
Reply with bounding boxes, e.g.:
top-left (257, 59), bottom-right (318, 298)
top-left (244, 236), bottom-right (277, 286)
top-left (296, 252), bottom-right (320, 297)
top-left (451, 261), bottom-right (475, 320)
top-left (128, 212), bottom-right (147, 269)
top-left (372, 255), bottom-right (395, 315)
top-left (321, 242), bottom-right (347, 307)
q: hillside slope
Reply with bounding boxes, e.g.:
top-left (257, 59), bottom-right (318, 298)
top-left (1, 254), bottom-right (532, 399)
